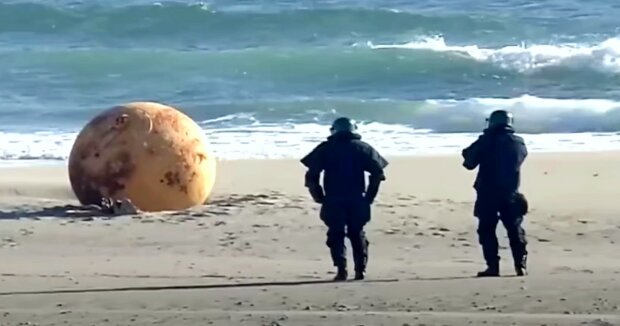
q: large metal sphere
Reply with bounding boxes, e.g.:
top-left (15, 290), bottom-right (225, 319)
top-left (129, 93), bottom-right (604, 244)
top-left (68, 102), bottom-right (217, 212)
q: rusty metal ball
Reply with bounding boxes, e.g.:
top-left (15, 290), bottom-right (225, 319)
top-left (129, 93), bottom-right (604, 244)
top-left (68, 102), bottom-right (217, 212)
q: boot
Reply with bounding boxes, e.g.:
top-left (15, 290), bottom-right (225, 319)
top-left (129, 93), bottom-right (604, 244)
top-left (515, 254), bottom-right (527, 276)
top-left (477, 261), bottom-right (500, 277)
top-left (351, 238), bottom-right (369, 281)
top-left (333, 265), bottom-right (348, 281)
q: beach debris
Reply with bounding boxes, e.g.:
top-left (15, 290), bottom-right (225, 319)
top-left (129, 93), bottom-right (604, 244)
top-left (99, 197), bottom-right (140, 216)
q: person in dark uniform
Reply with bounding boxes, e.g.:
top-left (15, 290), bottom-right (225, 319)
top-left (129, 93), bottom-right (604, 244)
top-left (462, 110), bottom-right (529, 277)
top-left (301, 117), bottom-right (388, 281)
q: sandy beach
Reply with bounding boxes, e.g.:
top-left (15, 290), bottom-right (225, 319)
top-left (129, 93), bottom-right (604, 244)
top-left (0, 153), bottom-right (619, 325)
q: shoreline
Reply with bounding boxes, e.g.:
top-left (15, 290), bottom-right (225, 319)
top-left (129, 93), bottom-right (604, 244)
top-left (4, 129), bottom-right (620, 164)
top-left (2, 146), bottom-right (620, 167)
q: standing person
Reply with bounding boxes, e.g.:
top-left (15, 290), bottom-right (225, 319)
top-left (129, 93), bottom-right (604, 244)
top-left (462, 110), bottom-right (529, 277)
top-left (301, 117), bottom-right (388, 281)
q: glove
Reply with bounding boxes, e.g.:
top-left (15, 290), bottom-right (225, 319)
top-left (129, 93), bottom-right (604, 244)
top-left (511, 192), bottom-right (529, 216)
top-left (365, 176), bottom-right (381, 205)
top-left (364, 194), bottom-right (376, 205)
top-left (308, 185), bottom-right (325, 204)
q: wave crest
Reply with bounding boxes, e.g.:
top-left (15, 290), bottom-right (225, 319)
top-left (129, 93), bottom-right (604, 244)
top-left (367, 36), bottom-right (620, 74)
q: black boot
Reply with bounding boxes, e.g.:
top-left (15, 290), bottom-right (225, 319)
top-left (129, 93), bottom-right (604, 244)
top-left (515, 254), bottom-right (527, 276)
top-left (333, 265), bottom-right (348, 281)
top-left (477, 261), bottom-right (500, 277)
top-left (351, 237), bottom-right (369, 281)
top-left (352, 253), bottom-right (367, 281)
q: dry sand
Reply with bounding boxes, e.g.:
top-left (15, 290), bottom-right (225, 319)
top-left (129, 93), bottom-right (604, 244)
top-left (0, 153), bottom-right (619, 325)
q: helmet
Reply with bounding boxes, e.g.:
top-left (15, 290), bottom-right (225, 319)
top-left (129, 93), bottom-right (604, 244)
top-left (486, 110), bottom-right (513, 129)
top-left (330, 117), bottom-right (358, 135)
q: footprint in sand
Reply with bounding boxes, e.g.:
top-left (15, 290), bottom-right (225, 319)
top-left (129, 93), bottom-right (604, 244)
top-left (383, 228), bottom-right (401, 235)
top-left (282, 204), bottom-right (304, 209)
top-left (257, 199), bottom-right (279, 206)
top-left (19, 228), bottom-right (34, 236)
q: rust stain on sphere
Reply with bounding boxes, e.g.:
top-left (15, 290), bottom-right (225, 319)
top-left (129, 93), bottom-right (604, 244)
top-left (68, 102), bottom-right (217, 212)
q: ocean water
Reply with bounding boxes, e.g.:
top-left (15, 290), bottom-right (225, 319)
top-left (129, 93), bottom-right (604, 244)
top-left (3, 0), bottom-right (620, 163)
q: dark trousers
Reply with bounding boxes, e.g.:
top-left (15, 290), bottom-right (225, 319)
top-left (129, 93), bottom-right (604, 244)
top-left (320, 198), bottom-right (370, 272)
top-left (474, 192), bottom-right (528, 268)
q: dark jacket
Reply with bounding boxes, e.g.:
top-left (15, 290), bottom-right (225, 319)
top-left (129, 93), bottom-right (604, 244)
top-left (462, 126), bottom-right (527, 194)
top-left (301, 132), bottom-right (388, 200)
